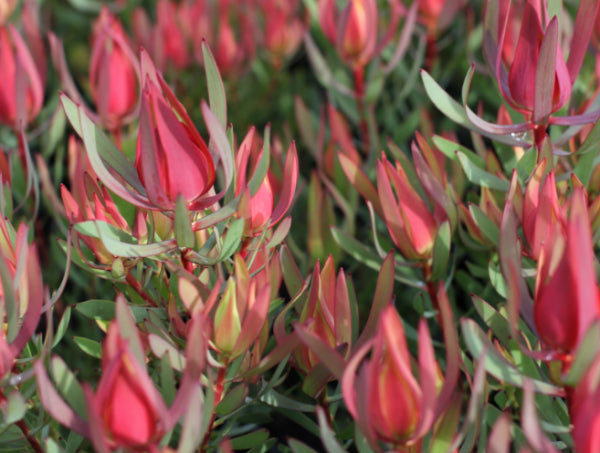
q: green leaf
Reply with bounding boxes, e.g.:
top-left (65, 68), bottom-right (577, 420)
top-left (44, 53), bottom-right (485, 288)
top-left (52, 306), bottom-right (72, 348)
top-left (461, 319), bottom-right (563, 395)
top-left (259, 388), bottom-right (316, 412)
top-left (202, 41), bottom-right (227, 128)
top-left (175, 195), bottom-right (195, 249)
top-left (44, 438), bottom-right (62, 453)
top-left (488, 261), bottom-right (507, 298)
top-left (421, 70), bottom-right (475, 129)
top-left (316, 407), bottom-right (347, 453)
top-left (160, 355), bottom-right (176, 407)
top-left (432, 135), bottom-right (484, 166)
top-left (0, 250), bottom-right (17, 343)
top-left (577, 118), bottom-right (600, 155)
top-left (61, 96), bottom-right (144, 194)
top-left (457, 152), bottom-right (510, 191)
top-left (216, 384), bottom-right (248, 415)
top-left (229, 429), bottom-right (270, 450)
top-left (471, 296), bottom-right (511, 347)
top-left (330, 227), bottom-right (423, 289)
top-left (1, 391), bottom-right (25, 425)
top-left (431, 221), bottom-right (451, 281)
top-left (303, 35), bottom-right (352, 96)
top-left (73, 336), bottom-right (102, 359)
top-left (50, 356), bottom-right (88, 420)
top-left (76, 299), bottom-right (166, 323)
top-left (564, 321), bottom-right (600, 386)
top-left (248, 126), bottom-right (271, 197)
top-left (515, 150), bottom-right (538, 184)
top-left (218, 218), bottom-right (245, 261)
top-left (75, 220), bottom-right (177, 257)
top-left (148, 334), bottom-right (186, 372)
top-left (288, 439), bottom-right (319, 453)
top-left (469, 204), bottom-right (499, 244)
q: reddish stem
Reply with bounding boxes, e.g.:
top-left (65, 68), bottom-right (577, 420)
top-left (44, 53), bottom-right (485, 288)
top-left (125, 272), bottom-right (159, 307)
top-left (16, 419), bottom-right (44, 453)
top-left (422, 261), bottom-right (443, 326)
top-left (200, 364), bottom-right (228, 452)
top-left (353, 67), bottom-right (371, 155)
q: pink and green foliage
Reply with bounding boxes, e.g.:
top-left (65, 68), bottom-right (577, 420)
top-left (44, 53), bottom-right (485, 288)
top-left (4, 0), bottom-right (600, 451)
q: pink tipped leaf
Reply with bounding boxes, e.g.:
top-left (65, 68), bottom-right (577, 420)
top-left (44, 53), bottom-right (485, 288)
top-left (270, 142), bottom-right (299, 225)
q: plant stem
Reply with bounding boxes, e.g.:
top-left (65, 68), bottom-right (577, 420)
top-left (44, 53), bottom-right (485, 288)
top-left (200, 363), bottom-right (228, 452)
top-left (16, 419), bottom-right (44, 453)
top-left (353, 67), bottom-right (371, 155)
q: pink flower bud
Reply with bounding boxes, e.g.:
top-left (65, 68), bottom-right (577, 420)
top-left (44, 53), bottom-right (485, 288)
top-left (90, 7), bottom-right (139, 130)
top-left (377, 154), bottom-right (438, 260)
top-left (135, 51), bottom-right (216, 210)
top-left (571, 356), bottom-right (600, 453)
top-left (208, 254), bottom-right (271, 360)
top-left (0, 25), bottom-right (43, 129)
top-left (294, 256), bottom-right (353, 374)
top-left (0, 218), bottom-right (43, 380)
top-left (342, 306), bottom-right (443, 447)
top-left (318, 0), bottom-right (398, 69)
top-left (506, 2), bottom-right (571, 115)
top-left (534, 189), bottom-right (600, 355)
top-left (90, 322), bottom-right (166, 449)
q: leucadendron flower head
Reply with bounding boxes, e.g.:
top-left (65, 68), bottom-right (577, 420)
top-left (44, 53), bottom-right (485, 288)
top-left (135, 49), bottom-right (216, 211)
top-left (342, 306), bottom-right (441, 449)
top-left (60, 47), bottom-right (234, 217)
top-left (318, 0), bottom-right (402, 69)
top-left (0, 217), bottom-right (43, 380)
top-left (206, 253), bottom-right (271, 361)
top-left (90, 6), bottom-right (139, 130)
top-left (35, 295), bottom-right (208, 451)
top-left (534, 188), bottom-right (600, 358)
top-left (0, 24), bottom-right (43, 129)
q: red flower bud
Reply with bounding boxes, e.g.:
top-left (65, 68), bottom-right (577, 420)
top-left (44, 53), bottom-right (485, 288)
top-left (534, 189), bottom-right (600, 355)
top-left (90, 7), bottom-right (139, 130)
top-left (135, 51), bottom-right (216, 210)
top-left (0, 25), bottom-right (43, 129)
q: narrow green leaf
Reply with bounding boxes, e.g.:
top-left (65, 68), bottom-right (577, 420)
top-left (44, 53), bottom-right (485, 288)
top-left (50, 356), bottom-right (88, 419)
top-left (1, 391), bottom-right (25, 425)
top-left (229, 430), bottom-right (270, 450)
top-left (461, 319), bottom-right (563, 395)
top-left (515, 150), bottom-right (538, 184)
top-left (75, 220), bottom-right (177, 258)
top-left (564, 321), bottom-right (600, 386)
top-left (175, 195), bottom-right (195, 249)
top-left (489, 261), bottom-right (507, 298)
top-left (288, 439), bottom-right (319, 453)
top-left (432, 135), bottom-right (484, 166)
top-left (218, 218), bottom-right (245, 261)
top-left (0, 251), bottom-right (17, 342)
top-left (202, 41), bottom-right (227, 128)
top-left (471, 296), bottom-right (511, 347)
top-left (52, 306), bottom-right (72, 348)
top-left (431, 221), bottom-right (451, 281)
top-left (457, 152), bottom-right (510, 191)
top-left (247, 126), bottom-right (271, 197)
top-left (73, 336), bottom-right (102, 359)
top-left (76, 299), bottom-right (166, 323)
top-left (148, 334), bottom-right (186, 372)
top-left (216, 384), bottom-right (248, 415)
top-left (160, 355), bottom-right (176, 407)
top-left (259, 388), bottom-right (316, 412)
top-left (316, 407), bottom-right (347, 453)
top-left (468, 205), bottom-right (499, 244)
top-left (61, 96), bottom-right (144, 194)
top-left (330, 227), bottom-right (424, 289)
